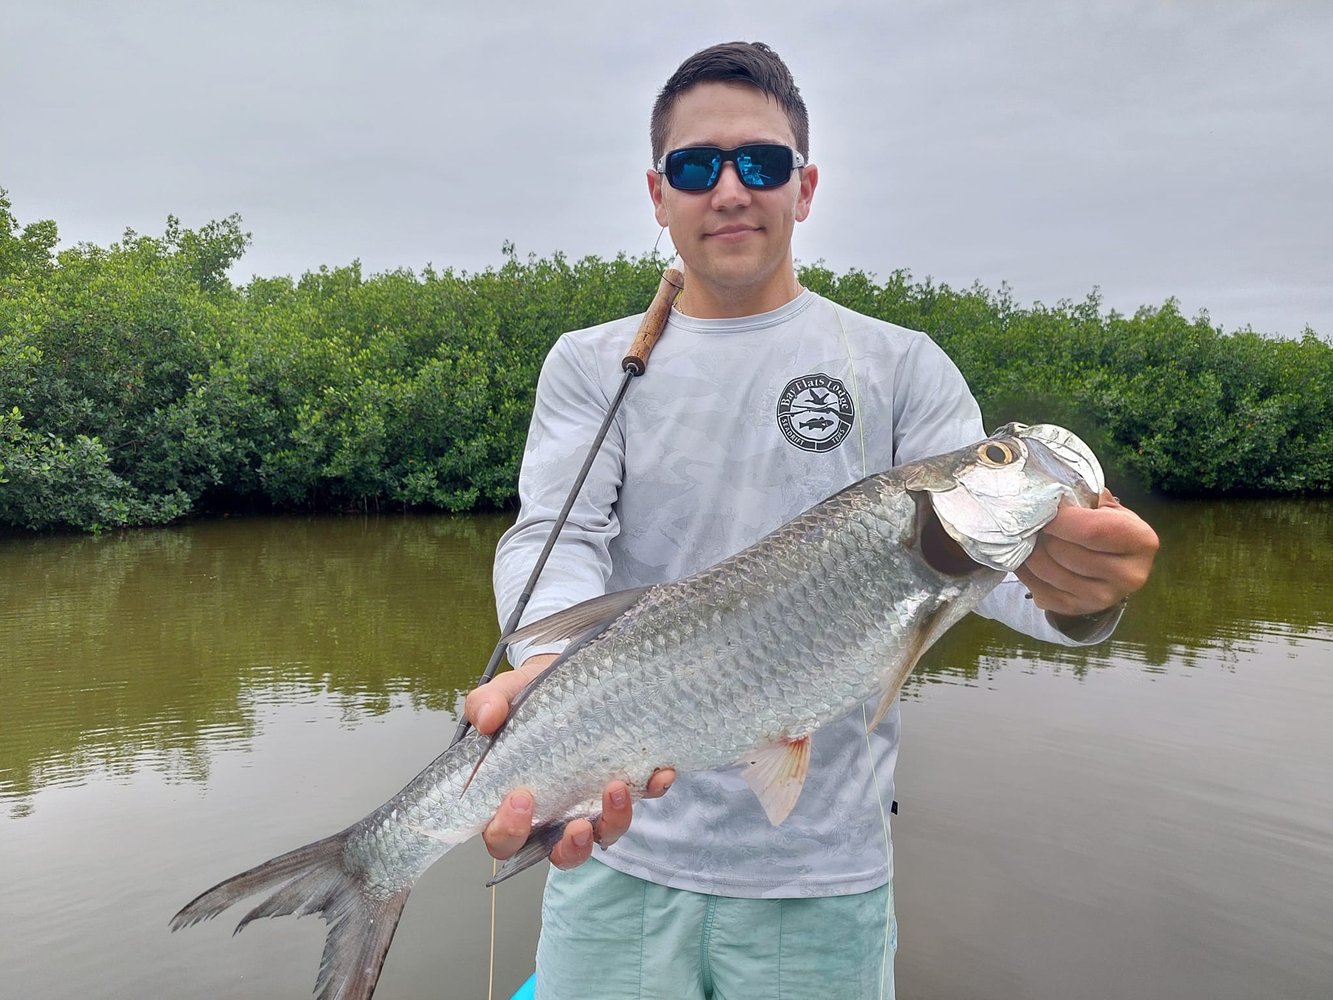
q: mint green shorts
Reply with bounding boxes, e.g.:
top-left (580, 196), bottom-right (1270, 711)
top-left (533, 858), bottom-right (896, 1000)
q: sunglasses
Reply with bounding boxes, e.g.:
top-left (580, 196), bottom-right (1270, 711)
top-left (656, 144), bottom-right (806, 192)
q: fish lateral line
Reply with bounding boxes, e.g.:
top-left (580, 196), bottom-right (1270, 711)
top-left (459, 648), bottom-right (571, 798)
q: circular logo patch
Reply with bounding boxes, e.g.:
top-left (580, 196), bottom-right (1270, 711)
top-left (776, 373), bottom-right (855, 453)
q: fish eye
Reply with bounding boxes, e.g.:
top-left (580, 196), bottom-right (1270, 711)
top-left (978, 441), bottom-right (1017, 466)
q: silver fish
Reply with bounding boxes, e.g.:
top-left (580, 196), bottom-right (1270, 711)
top-left (171, 422), bottom-right (1104, 1000)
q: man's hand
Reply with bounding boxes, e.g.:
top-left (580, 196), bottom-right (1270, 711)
top-left (1015, 490), bottom-right (1159, 616)
top-left (463, 653), bottom-right (676, 870)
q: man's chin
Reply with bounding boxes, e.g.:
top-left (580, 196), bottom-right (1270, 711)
top-left (691, 245), bottom-right (770, 284)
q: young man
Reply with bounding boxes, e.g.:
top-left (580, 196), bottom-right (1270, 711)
top-left (466, 41), bottom-right (1158, 999)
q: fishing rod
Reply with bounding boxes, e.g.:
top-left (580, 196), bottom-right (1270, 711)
top-left (447, 255), bottom-right (684, 749)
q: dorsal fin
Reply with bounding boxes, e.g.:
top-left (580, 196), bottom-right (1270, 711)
top-left (502, 586), bottom-right (653, 647)
top-left (462, 586), bottom-right (653, 797)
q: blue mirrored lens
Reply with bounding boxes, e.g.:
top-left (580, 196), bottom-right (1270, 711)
top-left (736, 150), bottom-right (780, 187)
top-left (670, 151), bottom-right (721, 190)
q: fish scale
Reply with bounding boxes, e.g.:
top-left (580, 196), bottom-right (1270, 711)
top-left (171, 423), bottom-right (1104, 1000)
top-left (361, 477), bottom-right (971, 871)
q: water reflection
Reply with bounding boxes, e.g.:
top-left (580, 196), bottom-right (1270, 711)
top-left (2, 499), bottom-right (1331, 999)
top-left (893, 628), bottom-right (1333, 1000)
top-left (2, 499), bottom-right (1329, 812)
top-left (0, 514), bottom-right (508, 811)
top-left (918, 496), bottom-right (1333, 684)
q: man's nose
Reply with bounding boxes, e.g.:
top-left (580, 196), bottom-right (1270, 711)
top-left (709, 162), bottom-right (752, 206)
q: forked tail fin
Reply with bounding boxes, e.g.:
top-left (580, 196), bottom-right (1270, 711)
top-left (170, 831), bottom-right (411, 1000)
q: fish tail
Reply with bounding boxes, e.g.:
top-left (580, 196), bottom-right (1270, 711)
top-left (170, 831), bottom-right (411, 1000)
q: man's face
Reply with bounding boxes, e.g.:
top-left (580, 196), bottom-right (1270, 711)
top-left (647, 82), bottom-right (817, 316)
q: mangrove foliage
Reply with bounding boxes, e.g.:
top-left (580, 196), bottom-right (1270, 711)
top-left (2, 193), bottom-right (1329, 532)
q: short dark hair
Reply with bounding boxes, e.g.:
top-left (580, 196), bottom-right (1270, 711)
top-left (650, 41), bottom-right (809, 163)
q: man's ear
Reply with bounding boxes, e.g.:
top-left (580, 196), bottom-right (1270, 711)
top-left (794, 163), bottom-right (818, 223)
top-left (647, 169), bottom-right (669, 228)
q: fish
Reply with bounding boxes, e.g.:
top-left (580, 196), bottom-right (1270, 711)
top-left (170, 421), bottom-right (1105, 1000)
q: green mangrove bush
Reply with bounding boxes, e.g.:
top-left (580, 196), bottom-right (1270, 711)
top-left (1, 191), bottom-right (1329, 532)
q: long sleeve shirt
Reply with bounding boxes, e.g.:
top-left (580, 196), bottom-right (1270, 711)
top-left (493, 290), bottom-right (1114, 897)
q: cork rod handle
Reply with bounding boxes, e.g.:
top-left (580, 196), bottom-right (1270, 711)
top-left (622, 256), bottom-right (684, 376)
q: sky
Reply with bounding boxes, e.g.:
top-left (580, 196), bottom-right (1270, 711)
top-left (3, 0), bottom-right (1330, 338)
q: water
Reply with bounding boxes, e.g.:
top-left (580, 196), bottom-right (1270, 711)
top-left (1, 500), bottom-right (1330, 999)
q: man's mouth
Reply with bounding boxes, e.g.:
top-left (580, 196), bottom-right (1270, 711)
top-left (707, 225), bottom-right (761, 240)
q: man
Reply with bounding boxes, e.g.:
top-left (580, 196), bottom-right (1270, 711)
top-left (465, 41), bottom-right (1158, 999)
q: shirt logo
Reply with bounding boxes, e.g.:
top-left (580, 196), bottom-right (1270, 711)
top-left (776, 373), bottom-right (855, 453)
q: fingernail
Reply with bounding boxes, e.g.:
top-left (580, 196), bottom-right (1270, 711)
top-left (610, 788), bottom-right (628, 808)
top-left (511, 792), bottom-right (532, 814)
top-left (572, 827), bottom-right (592, 848)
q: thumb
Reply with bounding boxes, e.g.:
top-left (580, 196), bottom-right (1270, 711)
top-left (464, 670), bottom-right (526, 734)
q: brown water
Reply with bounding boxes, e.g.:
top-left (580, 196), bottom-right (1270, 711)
top-left (1, 500), bottom-right (1330, 999)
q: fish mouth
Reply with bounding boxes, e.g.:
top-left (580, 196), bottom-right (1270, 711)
top-left (1009, 423), bottom-right (1105, 503)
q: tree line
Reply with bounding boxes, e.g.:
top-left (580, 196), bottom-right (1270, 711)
top-left (2, 191), bottom-right (1328, 532)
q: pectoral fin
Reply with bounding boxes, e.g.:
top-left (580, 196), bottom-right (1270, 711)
top-left (866, 602), bottom-right (950, 732)
top-left (740, 735), bottom-right (812, 826)
top-left (866, 687), bottom-right (900, 733)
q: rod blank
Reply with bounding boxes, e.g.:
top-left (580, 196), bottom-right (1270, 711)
top-left (447, 256), bottom-right (684, 748)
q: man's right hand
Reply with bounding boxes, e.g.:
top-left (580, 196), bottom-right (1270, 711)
top-left (462, 653), bottom-right (676, 870)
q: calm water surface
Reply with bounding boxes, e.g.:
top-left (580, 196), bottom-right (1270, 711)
top-left (1, 500), bottom-right (1330, 999)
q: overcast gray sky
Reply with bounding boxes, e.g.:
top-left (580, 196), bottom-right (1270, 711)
top-left (3, 0), bottom-right (1329, 337)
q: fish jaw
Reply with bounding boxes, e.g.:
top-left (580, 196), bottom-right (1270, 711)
top-left (1015, 422), bottom-right (1105, 501)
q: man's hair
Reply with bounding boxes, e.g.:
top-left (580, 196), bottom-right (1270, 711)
top-left (650, 41), bottom-right (809, 163)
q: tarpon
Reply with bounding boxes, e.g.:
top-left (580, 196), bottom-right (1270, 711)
top-left (171, 422), bottom-right (1105, 1000)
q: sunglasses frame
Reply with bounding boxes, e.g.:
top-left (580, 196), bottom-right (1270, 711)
top-left (655, 144), bottom-right (807, 192)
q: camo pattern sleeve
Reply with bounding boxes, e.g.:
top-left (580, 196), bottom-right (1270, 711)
top-left (492, 317), bottom-right (639, 668)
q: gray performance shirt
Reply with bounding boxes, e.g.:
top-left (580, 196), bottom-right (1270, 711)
top-left (493, 290), bottom-right (1110, 898)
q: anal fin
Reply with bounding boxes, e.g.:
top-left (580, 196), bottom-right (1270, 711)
top-left (740, 735), bottom-right (812, 826)
top-left (485, 821), bottom-right (568, 886)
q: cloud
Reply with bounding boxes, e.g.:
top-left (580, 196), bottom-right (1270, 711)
top-left (3, 0), bottom-right (1329, 335)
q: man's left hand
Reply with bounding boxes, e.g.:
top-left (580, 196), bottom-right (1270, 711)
top-left (1015, 490), bottom-right (1159, 617)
